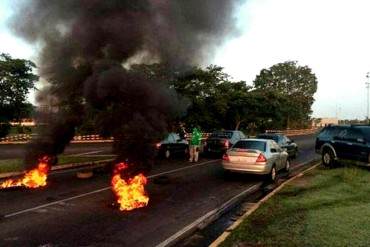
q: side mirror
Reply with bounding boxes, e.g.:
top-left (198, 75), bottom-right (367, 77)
top-left (270, 148), bottom-right (277, 153)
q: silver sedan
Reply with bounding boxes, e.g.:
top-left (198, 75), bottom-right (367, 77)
top-left (222, 139), bottom-right (290, 181)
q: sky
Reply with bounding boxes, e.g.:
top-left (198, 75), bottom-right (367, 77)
top-left (1, 0), bottom-right (370, 119)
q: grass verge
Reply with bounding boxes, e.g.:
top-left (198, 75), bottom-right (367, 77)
top-left (221, 165), bottom-right (370, 247)
top-left (0, 155), bottom-right (116, 174)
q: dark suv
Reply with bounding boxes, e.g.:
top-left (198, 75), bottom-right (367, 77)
top-left (315, 125), bottom-right (370, 167)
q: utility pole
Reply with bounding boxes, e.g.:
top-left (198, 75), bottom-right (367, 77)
top-left (366, 73), bottom-right (370, 121)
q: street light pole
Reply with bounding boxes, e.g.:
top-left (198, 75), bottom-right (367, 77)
top-left (366, 72), bottom-right (370, 120)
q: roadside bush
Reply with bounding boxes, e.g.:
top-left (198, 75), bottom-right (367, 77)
top-left (0, 123), bottom-right (11, 138)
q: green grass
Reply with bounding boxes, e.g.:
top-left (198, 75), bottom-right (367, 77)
top-left (221, 165), bottom-right (370, 247)
top-left (0, 155), bottom-right (115, 174)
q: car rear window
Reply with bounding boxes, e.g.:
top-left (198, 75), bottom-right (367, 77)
top-left (233, 140), bottom-right (266, 151)
top-left (210, 131), bottom-right (233, 138)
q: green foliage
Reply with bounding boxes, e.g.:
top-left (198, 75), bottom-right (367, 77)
top-left (0, 53), bottom-right (38, 122)
top-left (253, 61), bottom-right (318, 128)
top-left (221, 166), bottom-right (370, 247)
top-left (100, 62), bottom-right (318, 133)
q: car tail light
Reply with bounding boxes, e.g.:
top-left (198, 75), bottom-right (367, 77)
top-left (222, 153), bottom-right (230, 162)
top-left (256, 153), bottom-right (267, 163)
top-left (155, 143), bottom-right (161, 149)
top-left (224, 140), bottom-right (230, 148)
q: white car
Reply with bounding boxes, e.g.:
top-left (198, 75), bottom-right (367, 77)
top-left (222, 139), bottom-right (289, 181)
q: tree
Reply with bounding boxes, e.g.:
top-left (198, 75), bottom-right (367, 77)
top-left (171, 65), bottom-right (250, 131)
top-left (0, 53), bottom-right (38, 136)
top-left (253, 61), bottom-right (317, 128)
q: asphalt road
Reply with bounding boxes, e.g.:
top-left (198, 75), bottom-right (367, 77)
top-left (0, 142), bottom-right (113, 160)
top-left (0, 134), bottom-right (318, 246)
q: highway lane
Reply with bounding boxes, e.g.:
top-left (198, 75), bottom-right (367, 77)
top-left (0, 134), bottom-right (317, 246)
top-left (0, 142), bottom-right (113, 160)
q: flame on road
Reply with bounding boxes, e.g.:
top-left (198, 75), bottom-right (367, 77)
top-left (0, 156), bottom-right (50, 189)
top-left (111, 162), bottom-right (149, 211)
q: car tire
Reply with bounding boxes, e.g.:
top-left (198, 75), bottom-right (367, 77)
top-left (292, 148), bottom-right (298, 159)
top-left (165, 150), bottom-right (170, 159)
top-left (267, 165), bottom-right (277, 183)
top-left (284, 159), bottom-right (290, 173)
top-left (322, 148), bottom-right (335, 168)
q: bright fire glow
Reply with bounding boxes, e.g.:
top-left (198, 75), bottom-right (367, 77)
top-left (0, 156), bottom-right (50, 189)
top-left (111, 162), bottom-right (149, 211)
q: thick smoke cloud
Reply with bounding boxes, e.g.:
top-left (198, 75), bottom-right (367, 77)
top-left (10, 0), bottom-right (242, 170)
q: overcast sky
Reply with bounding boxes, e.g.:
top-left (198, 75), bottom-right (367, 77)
top-left (1, 0), bottom-right (370, 119)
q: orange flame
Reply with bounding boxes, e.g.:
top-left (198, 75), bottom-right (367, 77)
top-left (0, 156), bottom-right (50, 189)
top-left (111, 162), bottom-right (149, 211)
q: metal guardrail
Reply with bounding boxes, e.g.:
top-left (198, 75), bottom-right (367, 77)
top-left (0, 134), bottom-right (113, 143)
top-left (0, 129), bottom-right (318, 144)
top-left (265, 128), bottom-right (319, 136)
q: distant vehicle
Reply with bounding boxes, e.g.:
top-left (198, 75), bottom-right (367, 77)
top-left (315, 125), bottom-right (370, 167)
top-left (156, 133), bottom-right (189, 159)
top-left (204, 130), bottom-right (246, 155)
top-left (257, 133), bottom-right (298, 158)
top-left (222, 139), bottom-right (289, 181)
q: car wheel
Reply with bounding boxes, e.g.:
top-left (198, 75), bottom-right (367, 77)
top-left (267, 165), bottom-right (277, 183)
top-left (292, 148), bottom-right (298, 159)
top-left (284, 159), bottom-right (290, 172)
top-left (322, 148), bottom-right (335, 167)
top-left (165, 150), bottom-right (170, 159)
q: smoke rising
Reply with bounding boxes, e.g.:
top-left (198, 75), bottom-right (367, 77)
top-left (10, 0), bottom-right (243, 170)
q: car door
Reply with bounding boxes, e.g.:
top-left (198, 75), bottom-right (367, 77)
top-left (332, 128), bottom-right (352, 160)
top-left (342, 128), bottom-right (368, 162)
top-left (172, 133), bottom-right (185, 154)
top-left (167, 133), bottom-right (176, 153)
top-left (270, 141), bottom-right (282, 169)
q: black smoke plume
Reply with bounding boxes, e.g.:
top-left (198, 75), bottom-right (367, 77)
top-left (10, 0), bottom-right (242, 171)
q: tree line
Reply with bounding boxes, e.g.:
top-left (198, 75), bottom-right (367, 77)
top-left (0, 53), bottom-right (317, 137)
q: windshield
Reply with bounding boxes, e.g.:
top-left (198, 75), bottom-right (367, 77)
top-left (233, 140), bottom-right (266, 152)
top-left (210, 131), bottom-right (233, 138)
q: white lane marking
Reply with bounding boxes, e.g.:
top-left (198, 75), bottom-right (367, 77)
top-left (4, 160), bottom-right (219, 218)
top-left (156, 160), bottom-right (317, 247)
top-left (155, 183), bottom-right (262, 247)
top-left (148, 160), bottom-right (218, 179)
top-left (69, 150), bottom-right (104, 157)
top-left (4, 188), bottom-right (109, 218)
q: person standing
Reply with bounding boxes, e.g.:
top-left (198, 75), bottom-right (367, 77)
top-left (189, 127), bottom-right (201, 163)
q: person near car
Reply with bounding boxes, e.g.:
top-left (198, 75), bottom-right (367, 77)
top-left (189, 127), bottom-right (201, 162)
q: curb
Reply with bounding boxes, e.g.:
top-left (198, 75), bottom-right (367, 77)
top-left (0, 159), bottom-right (114, 179)
top-left (157, 159), bottom-right (319, 247)
top-left (156, 183), bottom-right (263, 247)
top-left (209, 161), bottom-right (321, 247)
